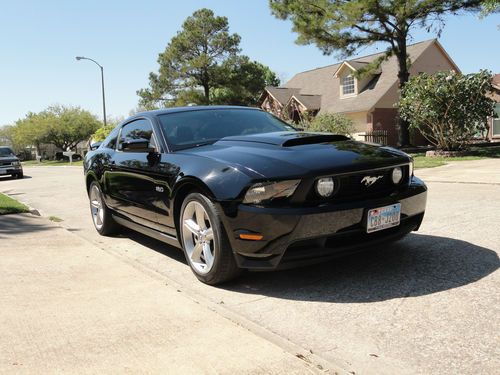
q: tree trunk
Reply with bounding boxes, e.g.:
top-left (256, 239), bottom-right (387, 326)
top-left (396, 41), bottom-right (411, 147)
top-left (203, 84), bottom-right (210, 105)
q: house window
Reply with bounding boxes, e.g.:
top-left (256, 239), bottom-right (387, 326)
top-left (342, 75), bottom-right (355, 95)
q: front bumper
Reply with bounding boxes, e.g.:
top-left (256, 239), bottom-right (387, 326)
top-left (219, 177), bottom-right (427, 270)
top-left (0, 166), bottom-right (23, 176)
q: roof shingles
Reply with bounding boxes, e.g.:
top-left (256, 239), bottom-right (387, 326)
top-left (275, 39), bottom-right (441, 114)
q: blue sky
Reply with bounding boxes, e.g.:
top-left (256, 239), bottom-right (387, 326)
top-left (0, 0), bottom-right (498, 125)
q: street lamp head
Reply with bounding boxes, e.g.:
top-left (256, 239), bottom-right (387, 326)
top-left (75, 56), bottom-right (84, 61)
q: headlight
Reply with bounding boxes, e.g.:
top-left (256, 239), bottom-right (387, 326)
top-left (12, 161), bottom-right (20, 166)
top-left (315, 177), bottom-right (335, 198)
top-left (392, 167), bottom-right (403, 184)
top-left (243, 180), bottom-right (300, 204)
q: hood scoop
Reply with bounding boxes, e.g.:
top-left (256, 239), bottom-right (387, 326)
top-left (218, 131), bottom-right (349, 147)
top-left (282, 134), bottom-right (349, 147)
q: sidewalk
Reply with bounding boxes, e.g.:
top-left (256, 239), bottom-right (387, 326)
top-left (0, 214), bottom-right (317, 374)
top-left (415, 158), bottom-right (500, 184)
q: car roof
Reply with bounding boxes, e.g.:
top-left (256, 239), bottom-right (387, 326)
top-left (136, 105), bottom-right (261, 117)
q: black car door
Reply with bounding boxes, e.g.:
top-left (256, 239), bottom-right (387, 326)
top-left (105, 118), bottom-right (163, 230)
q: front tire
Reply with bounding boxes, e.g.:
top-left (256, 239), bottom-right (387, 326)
top-left (89, 181), bottom-right (119, 236)
top-left (180, 192), bottom-right (241, 285)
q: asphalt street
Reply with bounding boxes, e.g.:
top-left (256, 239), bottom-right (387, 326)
top-left (1, 159), bottom-right (499, 374)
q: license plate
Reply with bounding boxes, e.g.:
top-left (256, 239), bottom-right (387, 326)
top-left (0, 170), bottom-right (6, 175)
top-left (367, 203), bottom-right (401, 233)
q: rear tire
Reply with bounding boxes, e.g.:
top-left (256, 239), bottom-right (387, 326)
top-left (180, 192), bottom-right (241, 285)
top-left (89, 181), bottom-right (120, 236)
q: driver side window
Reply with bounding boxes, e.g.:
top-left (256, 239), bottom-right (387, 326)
top-left (119, 119), bottom-right (157, 150)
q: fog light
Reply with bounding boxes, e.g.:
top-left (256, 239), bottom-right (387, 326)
top-left (316, 177), bottom-right (335, 197)
top-left (392, 167), bottom-right (403, 184)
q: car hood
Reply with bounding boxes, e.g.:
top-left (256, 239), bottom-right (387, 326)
top-left (179, 132), bottom-right (410, 179)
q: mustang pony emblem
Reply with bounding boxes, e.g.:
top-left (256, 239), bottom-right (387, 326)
top-left (361, 175), bottom-right (384, 187)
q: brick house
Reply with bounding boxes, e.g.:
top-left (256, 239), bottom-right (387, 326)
top-left (486, 74), bottom-right (500, 141)
top-left (259, 39), bottom-right (460, 146)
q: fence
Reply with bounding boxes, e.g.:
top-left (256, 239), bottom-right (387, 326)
top-left (362, 130), bottom-right (388, 145)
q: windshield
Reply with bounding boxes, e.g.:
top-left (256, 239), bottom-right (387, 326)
top-left (157, 109), bottom-right (295, 150)
top-left (0, 147), bottom-right (15, 157)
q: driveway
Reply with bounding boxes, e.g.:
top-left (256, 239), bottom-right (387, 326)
top-left (1, 160), bottom-right (499, 375)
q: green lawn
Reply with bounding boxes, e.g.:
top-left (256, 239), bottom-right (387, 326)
top-left (412, 145), bottom-right (500, 169)
top-left (22, 160), bottom-right (83, 167)
top-left (0, 193), bottom-right (30, 215)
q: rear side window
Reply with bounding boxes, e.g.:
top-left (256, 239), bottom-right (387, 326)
top-left (118, 119), bottom-right (156, 150)
top-left (102, 126), bottom-right (120, 150)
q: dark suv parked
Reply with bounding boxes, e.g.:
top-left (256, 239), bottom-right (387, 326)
top-left (0, 147), bottom-right (23, 179)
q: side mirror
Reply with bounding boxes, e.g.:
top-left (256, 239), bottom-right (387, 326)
top-left (121, 138), bottom-right (155, 153)
top-left (90, 141), bottom-right (102, 151)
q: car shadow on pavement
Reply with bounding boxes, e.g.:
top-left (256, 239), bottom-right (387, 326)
top-left (0, 214), bottom-right (55, 239)
top-left (0, 175), bottom-right (32, 181)
top-left (222, 233), bottom-right (499, 303)
top-left (118, 228), bottom-right (187, 264)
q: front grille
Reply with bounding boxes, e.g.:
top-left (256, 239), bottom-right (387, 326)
top-left (308, 165), bottom-right (410, 203)
top-left (0, 162), bottom-right (12, 167)
top-left (280, 213), bottom-right (424, 265)
top-left (336, 167), bottom-right (406, 199)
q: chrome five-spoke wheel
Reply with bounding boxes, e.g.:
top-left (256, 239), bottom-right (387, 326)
top-left (90, 184), bottom-right (104, 231)
top-left (181, 200), bottom-right (215, 274)
top-left (88, 181), bottom-right (119, 235)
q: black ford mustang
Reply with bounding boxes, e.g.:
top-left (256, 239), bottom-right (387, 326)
top-left (84, 106), bottom-right (427, 284)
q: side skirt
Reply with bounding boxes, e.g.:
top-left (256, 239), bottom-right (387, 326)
top-left (112, 214), bottom-right (181, 249)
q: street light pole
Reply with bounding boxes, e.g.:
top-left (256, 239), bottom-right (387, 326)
top-left (75, 56), bottom-right (107, 127)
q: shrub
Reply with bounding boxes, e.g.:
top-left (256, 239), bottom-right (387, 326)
top-left (91, 124), bottom-right (115, 142)
top-left (399, 70), bottom-right (495, 151)
top-left (306, 113), bottom-right (354, 136)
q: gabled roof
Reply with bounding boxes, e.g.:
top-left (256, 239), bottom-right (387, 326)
top-left (287, 94), bottom-right (322, 110)
top-left (492, 74), bottom-right (500, 90)
top-left (261, 87), bottom-right (301, 106)
top-left (277, 39), bottom-right (459, 114)
top-left (333, 60), bottom-right (371, 77)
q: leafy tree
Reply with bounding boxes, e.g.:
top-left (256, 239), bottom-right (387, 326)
top-left (211, 57), bottom-right (281, 105)
top-left (92, 124), bottom-right (116, 142)
top-left (481, 0), bottom-right (500, 14)
top-left (306, 113), bottom-right (354, 135)
top-left (42, 105), bottom-right (101, 150)
top-left (0, 126), bottom-right (15, 148)
top-left (10, 105), bottom-right (100, 154)
top-left (138, 8), bottom-right (279, 108)
top-left (138, 8), bottom-right (240, 107)
top-left (12, 112), bottom-right (51, 156)
top-left (91, 117), bottom-right (123, 142)
top-left (399, 70), bottom-right (495, 151)
top-left (269, 0), bottom-right (486, 146)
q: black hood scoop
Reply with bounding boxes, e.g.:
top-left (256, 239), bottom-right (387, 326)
top-left (218, 131), bottom-right (350, 147)
top-left (281, 133), bottom-right (349, 147)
